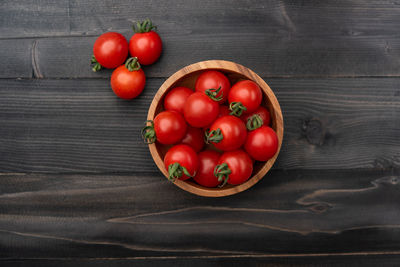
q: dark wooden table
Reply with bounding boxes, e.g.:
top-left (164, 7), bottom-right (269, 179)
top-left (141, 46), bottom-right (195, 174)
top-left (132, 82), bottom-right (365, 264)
top-left (1, 1), bottom-right (400, 266)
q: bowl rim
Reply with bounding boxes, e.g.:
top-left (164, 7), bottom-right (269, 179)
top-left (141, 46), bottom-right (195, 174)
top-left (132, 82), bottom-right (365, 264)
top-left (147, 60), bottom-right (284, 197)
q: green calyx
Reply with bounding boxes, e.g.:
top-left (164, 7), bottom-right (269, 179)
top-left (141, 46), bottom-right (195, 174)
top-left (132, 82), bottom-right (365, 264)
top-left (214, 163), bottom-right (231, 188)
top-left (205, 128), bottom-right (223, 144)
top-left (205, 86), bottom-right (223, 102)
top-left (168, 162), bottom-right (193, 182)
top-left (246, 114), bottom-right (263, 130)
top-left (229, 102), bottom-right (247, 117)
top-left (125, 57), bottom-right (141, 71)
top-left (133, 18), bottom-right (157, 33)
top-left (141, 120), bottom-right (156, 144)
top-left (91, 55), bottom-right (102, 72)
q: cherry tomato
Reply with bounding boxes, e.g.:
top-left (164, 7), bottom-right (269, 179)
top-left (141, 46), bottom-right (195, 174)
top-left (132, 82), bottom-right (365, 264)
top-left (194, 150), bottom-right (222, 187)
top-left (228, 80), bottom-right (262, 116)
top-left (241, 106), bottom-right (271, 127)
top-left (205, 115), bottom-right (247, 151)
top-left (183, 92), bottom-right (219, 128)
top-left (92, 32), bottom-right (128, 71)
top-left (129, 19), bottom-right (162, 65)
top-left (245, 126), bottom-right (279, 161)
top-left (164, 144), bottom-right (198, 181)
top-left (111, 57), bottom-right (146, 100)
top-left (195, 70), bottom-right (231, 104)
top-left (142, 110), bottom-right (187, 145)
top-left (214, 150), bottom-right (253, 186)
top-left (164, 87), bottom-right (193, 114)
top-left (180, 126), bottom-right (205, 152)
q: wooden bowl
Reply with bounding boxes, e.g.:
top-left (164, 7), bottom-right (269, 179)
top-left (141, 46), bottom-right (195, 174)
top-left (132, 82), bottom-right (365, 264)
top-left (147, 60), bottom-right (283, 197)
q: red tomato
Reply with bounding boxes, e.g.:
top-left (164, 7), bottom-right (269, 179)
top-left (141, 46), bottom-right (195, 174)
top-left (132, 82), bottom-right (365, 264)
top-left (164, 144), bottom-right (198, 181)
top-left (245, 126), bottom-right (279, 161)
top-left (195, 70), bottom-right (231, 103)
top-left (164, 87), bottom-right (193, 114)
top-left (194, 150), bottom-right (222, 187)
top-left (180, 126), bottom-right (205, 152)
top-left (228, 80), bottom-right (262, 116)
top-left (183, 92), bottom-right (219, 128)
top-left (92, 32), bottom-right (128, 71)
top-left (142, 110), bottom-right (187, 145)
top-left (241, 106), bottom-right (271, 127)
top-left (111, 57), bottom-right (146, 100)
top-left (214, 150), bottom-right (253, 186)
top-left (129, 19), bottom-right (162, 65)
top-left (205, 115), bottom-right (247, 151)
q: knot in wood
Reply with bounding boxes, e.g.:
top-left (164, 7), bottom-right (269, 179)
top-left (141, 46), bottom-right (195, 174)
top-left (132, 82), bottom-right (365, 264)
top-left (309, 203), bottom-right (331, 214)
top-left (302, 119), bottom-right (326, 146)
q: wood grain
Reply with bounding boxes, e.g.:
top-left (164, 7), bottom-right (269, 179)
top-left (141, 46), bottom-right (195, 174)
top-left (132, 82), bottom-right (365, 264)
top-left (1, 0), bottom-right (400, 78)
top-left (3, 255), bottom-right (400, 267)
top-left (2, 0), bottom-right (399, 39)
top-left (0, 0), bottom-right (70, 38)
top-left (0, 78), bottom-right (400, 172)
top-left (1, 0), bottom-right (400, 262)
top-left (29, 33), bottom-right (400, 78)
top-left (0, 78), bottom-right (398, 173)
top-left (0, 39), bottom-right (33, 78)
top-left (0, 170), bottom-right (399, 259)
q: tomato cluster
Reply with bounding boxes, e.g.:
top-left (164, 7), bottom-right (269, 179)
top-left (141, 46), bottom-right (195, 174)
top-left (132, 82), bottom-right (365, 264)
top-left (91, 19), bottom-right (162, 99)
top-left (142, 70), bottom-right (279, 188)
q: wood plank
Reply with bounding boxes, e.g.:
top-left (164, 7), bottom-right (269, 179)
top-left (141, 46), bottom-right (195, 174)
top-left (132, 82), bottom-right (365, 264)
top-left (2, 0), bottom-right (399, 39)
top-left (0, 39), bottom-right (33, 78)
top-left (0, 0), bottom-right (70, 38)
top-left (1, 0), bottom-right (400, 78)
top-left (34, 33), bottom-right (400, 78)
top-left (0, 78), bottom-right (398, 173)
top-left (3, 254), bottom-right (400, 267)
top-left (0, 170), bottom-right (399, 258)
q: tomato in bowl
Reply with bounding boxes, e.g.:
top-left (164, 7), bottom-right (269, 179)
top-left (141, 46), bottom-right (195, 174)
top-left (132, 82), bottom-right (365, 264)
top-left (146, 60), bottom-right (283, 197)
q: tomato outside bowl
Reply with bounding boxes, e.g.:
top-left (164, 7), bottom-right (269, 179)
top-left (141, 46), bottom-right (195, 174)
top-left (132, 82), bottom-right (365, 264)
top-left (146, 60), bottom-right (283, 197)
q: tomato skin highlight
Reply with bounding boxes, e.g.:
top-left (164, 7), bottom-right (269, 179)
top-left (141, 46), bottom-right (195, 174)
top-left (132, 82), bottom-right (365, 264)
top-left (110, 65), bottom-right (145, 100)
top-left (164, 87), bottom-right (193, 114)
top-left (245, 126), bottom-right (278, 161)
top-left (207, 115), bottom-right (247, 151)
top-left (180, 126), bottom-right (205, 152)
top-left (216, 150), bottom-right (253, 185)
top-left (194, 150), bottom-right (222, 187)
top-left (241, 106), bottom-right (271, 126)
top-left (183, 92), bottom-right (219, 128)
top-left (164, 144), bottom-right (198, 181)
top-left (154, 111), bottom-right (187, 145)
top-left (129, 31), bottom-right (162, 65)
top-left (195, 70), bottom-right (231, 104)
top-left (93, 32), bottom-right (128, 69)
top-left (228, 80), bottom-right (262, 114)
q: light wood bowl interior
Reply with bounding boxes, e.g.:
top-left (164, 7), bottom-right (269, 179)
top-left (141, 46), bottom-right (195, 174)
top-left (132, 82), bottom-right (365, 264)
top-left (147, 60), bottom-right (283, 197)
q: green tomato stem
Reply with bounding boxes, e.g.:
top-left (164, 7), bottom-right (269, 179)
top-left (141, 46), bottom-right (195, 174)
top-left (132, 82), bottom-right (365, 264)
top-left (168, 162), bottom-right (193, 182)
top-left (204, 128), bottom-right (223, 144)
top-left (91, 55), bottom-right (102, 72)
top-left (141, 120), bottom-right (156, 144)
top-left (132, 18), bottom-right (157, 33)
top-left (205, 86), bottom-right (223, 102)
top-left (229, 102), bottom-right (247, 117)
top-left (125, 57), bottom-right (141, 71)
top-left (246, 114), bottom-right (263, 130)
top-left (214, 163), bottom-right (231, 188)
